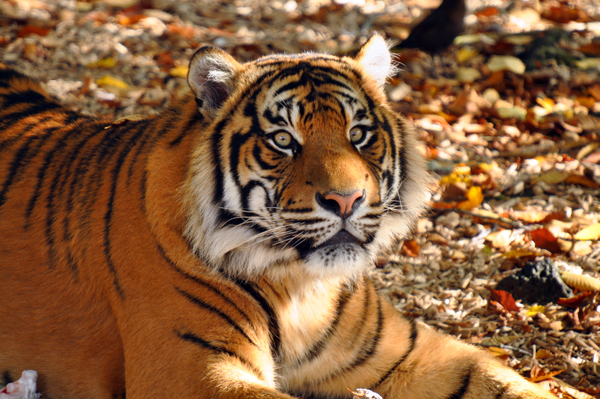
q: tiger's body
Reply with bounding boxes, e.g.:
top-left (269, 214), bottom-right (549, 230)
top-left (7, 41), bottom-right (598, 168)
top-left (0, 35), bottom-right (554, 399)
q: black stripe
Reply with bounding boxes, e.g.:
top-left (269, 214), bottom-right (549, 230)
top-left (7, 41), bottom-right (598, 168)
top-left (0, 89), bottom-right (47, 108)
top-left (294, 288), bottom-right (353, 366)
top-left (0, 97), bottom-right (61, 130)
top-left (274, 70), bottom-right (309, 97)
top-left (74, 121), bottom-right (129, 229)
top-left (0, 119), bottom-right (64, 212)
top-left (0, 136), bottom-right (38, 211)
top-left (176, 287), bottom-right (257, 347)
top-left (282, 207), bottom-right (313, 213)
top-left (373, 317), bottom-right (418, 388)
top-left (62, 121), bottom-right (115, 252)
top-left (47, 120), bottom-right (99, 275)
top-left (103, 120), bottom-right (151, 297)
top-left (251, 139), bottom-right (278, 171)
top-left (126, 123), bottom-right (156, 185)
top-left (447, 366), bottom-right (472, 399)
top-left (158, 243), bottom-right (257, 331)
top-left (362, 131), bottom-right (379, 150)
top-left (263, 107), bottom-right (287, 126)
top-left (44, 134), bottom-right (78, 266)
top-left (235, 280), bottom-right (281, 361)
top-left (169, 108), bottom-right (201, 147)
top-left (176, 331), bottom-right (265, 380)
top-left (344, 279), bottom-right (373, 348)
top-left (396, 118), bottom-right (406, 199)
top-left (209, 70), bottom-right (277, 209)
top-left (315, 292), bottom-right (384, 384)
top-left (0, 116), bottom-right (51, 153)
top-left (25, 119), bottom-right (83, 225)
top-left (284, 218), bottom-right (327, 225)
top-left (210, 117), bottom-right (230, 206)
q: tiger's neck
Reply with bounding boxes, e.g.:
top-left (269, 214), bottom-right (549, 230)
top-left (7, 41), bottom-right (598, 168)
top-left (142, 96), bottom-right (210, 270)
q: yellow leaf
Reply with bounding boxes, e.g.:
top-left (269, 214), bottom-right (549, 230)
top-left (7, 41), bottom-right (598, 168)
top-left (532, 170), bottom-right (570, 185)
top-left (486, 347), bottom-right (509, 357)
top-left (534, 348), bottom-right (554, 359)
top-left (169, 65), bottom-right (189, 78)
top-left (457, 186), bottom-right (483, 210)
top-left (574, 223), bottom-right (600, 240)
top-left (561, 272), bottom-right (600, 292)
top-left (526, 305), bottom-right (545, 317)
top-left (88, 57), bottom-right (117, 69)
top-left (536, 97), bottom-right (555, 112)
top-left (438, 173), bottom-right (471, 185)
top-left (457, 47), bottom-right (479, 64)
top-left (96, 75), bottom-right (129, 90)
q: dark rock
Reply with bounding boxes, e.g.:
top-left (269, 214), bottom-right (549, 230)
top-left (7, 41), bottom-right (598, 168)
top-left (517, 29), bottom-right (581, 71)
top-left (495, 258), bottom-right (573, 305)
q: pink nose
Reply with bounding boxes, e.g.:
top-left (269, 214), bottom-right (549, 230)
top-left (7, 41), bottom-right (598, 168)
top-left (317, 189), bottom-right (365, 218)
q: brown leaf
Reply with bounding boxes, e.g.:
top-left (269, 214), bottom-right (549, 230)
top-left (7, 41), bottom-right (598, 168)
top-left (401, 240), bottom-right (420, 258)
top-left (542, 5), bottom-right (589, 23)
top-left (556, 292), bottom-right (596, 309)
top-left (489, 288), bottom-right (520, 312)
top-left (528, 367), bottom-right (564, 383)
top-left (530, 228), bottom-right (562, 253)
top-left (17, 25), bottom-right (51, 38)
top-left (565, 174), bottom-right (600, 189)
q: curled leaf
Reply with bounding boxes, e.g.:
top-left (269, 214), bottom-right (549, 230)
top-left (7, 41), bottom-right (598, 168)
top-left (561, 272), bottom-right (600, 292)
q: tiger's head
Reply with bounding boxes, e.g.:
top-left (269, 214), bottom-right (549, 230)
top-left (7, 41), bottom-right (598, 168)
top-left (183, 34), bottom-right (430, 282)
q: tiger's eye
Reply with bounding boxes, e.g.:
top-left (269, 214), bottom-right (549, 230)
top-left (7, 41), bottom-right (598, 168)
top-left (274, 131), bottom-right (292, 147)
top-left (350, 127), bottom-right (364, 143)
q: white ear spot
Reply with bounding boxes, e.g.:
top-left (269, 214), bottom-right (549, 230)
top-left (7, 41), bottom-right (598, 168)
top-left (187, 47), bottom-right (241, 114)
top-left (355, 34), bottom-right (393, 87)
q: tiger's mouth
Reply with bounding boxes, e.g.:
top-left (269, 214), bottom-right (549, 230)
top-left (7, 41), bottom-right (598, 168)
top-left (316, 229), bottom-right (364, 249)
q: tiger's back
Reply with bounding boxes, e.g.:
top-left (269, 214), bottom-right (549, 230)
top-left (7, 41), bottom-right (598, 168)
top-left (0, 38), bottom-right (556, 399)
top-left (0, 65), bottom-right (206, 397)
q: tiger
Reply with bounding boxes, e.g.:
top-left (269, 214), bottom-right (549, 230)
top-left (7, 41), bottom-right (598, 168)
top-left (0, 34), bottom-right (555, 399)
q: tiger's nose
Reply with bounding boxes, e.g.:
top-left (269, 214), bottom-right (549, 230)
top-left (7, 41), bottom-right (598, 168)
top-left (316, 189), bottom-right (365, 218)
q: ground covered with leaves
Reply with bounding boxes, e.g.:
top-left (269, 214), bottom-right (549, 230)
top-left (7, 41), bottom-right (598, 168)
top-left (1, 0), bottom-right (599, 397)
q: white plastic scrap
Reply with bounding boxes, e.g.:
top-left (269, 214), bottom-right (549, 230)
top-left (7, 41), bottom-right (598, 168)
top-left (0, 370), bottom-right (41, 399)
top-left (349, 388), bottom-right (384, 399)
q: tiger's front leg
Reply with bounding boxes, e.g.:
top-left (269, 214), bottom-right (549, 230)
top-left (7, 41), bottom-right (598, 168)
top-left (276, 278), bottom-right (555, 399)
top-left (372, 304), bottom-right (557, 399)
top-left (116, 288), bottom-right (295, 399)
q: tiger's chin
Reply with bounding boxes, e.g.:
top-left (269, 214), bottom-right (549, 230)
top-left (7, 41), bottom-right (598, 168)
top-left (302, 243), bottom-right (374, 281)
top-left (194, 225), bottom-right (375, 283)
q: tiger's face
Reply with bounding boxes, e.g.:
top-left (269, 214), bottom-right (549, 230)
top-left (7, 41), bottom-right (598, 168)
top-left (184, 35), bottom-right (429, 281)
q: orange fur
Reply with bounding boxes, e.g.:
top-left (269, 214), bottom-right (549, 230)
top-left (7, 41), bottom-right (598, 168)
top-left (0, 36), bottom-right (554, 399)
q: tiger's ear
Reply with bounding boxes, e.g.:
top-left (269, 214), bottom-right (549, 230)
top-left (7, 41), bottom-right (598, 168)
top-left (187, 46), bottom-right (242, 116)
top-left (354, 33), bottom-right (394, 88)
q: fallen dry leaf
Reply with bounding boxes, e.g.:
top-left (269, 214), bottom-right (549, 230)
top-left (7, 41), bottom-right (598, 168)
top-left (530, 228), bottom-right (562, 254)
top-left (489, 288), bottom-right (520, 312)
